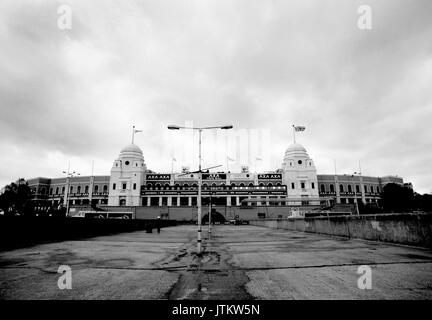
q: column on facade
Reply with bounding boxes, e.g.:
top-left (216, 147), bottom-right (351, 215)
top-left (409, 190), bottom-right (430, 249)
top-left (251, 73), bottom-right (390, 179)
top-left (177, 196), bottom-right (181, 206)
top-left (168, 196), bottom-right (172, 206)
top-left (158, 197), bottom-right (162, 206)
top-left (334, 175), bottom-right (341, 204)
top-left (89, 176), bottom-right (94, 205)
top-left (236, 196), bottom-right (240, 206)
top-left (226, 196), bottom-right (231, 206)
top-left (147, 197), bottom-right (151, 206)
top-left (359, 176), bottom-right (366, 204)
top-left (188, 196), bottom-right (192, 206)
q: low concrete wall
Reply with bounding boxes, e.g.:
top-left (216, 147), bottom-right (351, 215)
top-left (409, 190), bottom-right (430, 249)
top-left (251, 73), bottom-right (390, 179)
top-left (100, 205), bottom-right (300, 221)
top-left (250, 213), bottom-right (432, 248)
top-left (0, 217), bottom-right (177, 251)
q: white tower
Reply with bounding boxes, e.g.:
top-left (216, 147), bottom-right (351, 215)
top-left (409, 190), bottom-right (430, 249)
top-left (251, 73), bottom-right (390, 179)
top-left (108, 143), bottom-right (147, 206)
top-left (282, 143), bottom-right (319, 205)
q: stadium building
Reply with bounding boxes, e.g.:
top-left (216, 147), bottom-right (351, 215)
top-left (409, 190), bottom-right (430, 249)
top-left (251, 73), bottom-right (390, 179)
top-left (26, 141), bottom-right (407, 219)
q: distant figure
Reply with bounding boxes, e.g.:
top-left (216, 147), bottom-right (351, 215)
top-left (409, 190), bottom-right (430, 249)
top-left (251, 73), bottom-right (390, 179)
top-left (156, 216), bottom-right (161, 234)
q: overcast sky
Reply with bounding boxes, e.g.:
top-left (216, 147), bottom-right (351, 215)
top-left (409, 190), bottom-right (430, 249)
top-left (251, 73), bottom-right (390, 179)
top-left (0, 0), bottom-right (431, 193)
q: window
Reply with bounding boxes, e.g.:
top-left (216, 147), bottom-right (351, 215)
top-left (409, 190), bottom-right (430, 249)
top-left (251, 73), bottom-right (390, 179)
top-left (355, 185), bottom-right (360, 193)
top-left (103, 185), bottom-right (108, 192)
top-left (291, 182), bottom-right (295, 189)
top-left (298, 160), bottom-right (302, 165)
top-left (49, 188), bottom-right (53, 195)
top-left (348, 185), bottom-right (352, 193)
top-left (320, 184), bottom-right (325, 192)
top-left (370, 186), bottom-right (374, 193)
top-left (364, 185), bottom-right (367, 192)
top-left (312, 182), bottom-right (315, 189)
top-left (113, 183), bottom-right (116, 190)
top-left (62, 187), bottom-right (65, 194)
top-left (77, 186), bottom-right (81, 193)
top-left (301, 182), bottom-right (305, 189)
top-left (125, 161), bottom-right (130, 165)
top-left (85, 185), bottom-right (89, 193)
top-left (122, 183), bottom-right (127, 190)
top-left (339, 184), bottom-right (344, 192)
top-left (133, 183), bottom-right (137, 190)
top-left (330, 184), bottom-right (334, 192)
top-left (56, 187), bottom-right (59, 194)
top-left (94, 185), bottom-right (99, 192)
top-left (70, 186), bottom-right (73, 193)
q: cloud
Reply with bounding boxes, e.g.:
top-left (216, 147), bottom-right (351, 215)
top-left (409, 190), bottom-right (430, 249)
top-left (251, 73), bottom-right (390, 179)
top-left (0, 0), bottom-right (431, 193)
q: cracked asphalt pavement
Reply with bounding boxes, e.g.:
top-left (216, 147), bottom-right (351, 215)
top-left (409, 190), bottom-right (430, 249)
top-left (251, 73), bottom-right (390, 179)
top-left (1, 225), bottom-right (432, 299)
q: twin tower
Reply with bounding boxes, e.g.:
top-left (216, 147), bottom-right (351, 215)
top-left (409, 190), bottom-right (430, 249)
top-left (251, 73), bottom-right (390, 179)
top-left (108, 141), bottom-right (319, 206)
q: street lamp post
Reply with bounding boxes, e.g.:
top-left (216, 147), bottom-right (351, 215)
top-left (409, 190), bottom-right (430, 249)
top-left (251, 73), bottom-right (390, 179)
top-left (208, 191), bottom-right (213, 238)
top-left (168, 124), bottom-right (233, 254)
top-left (62, 164), bottom-right (80, 217)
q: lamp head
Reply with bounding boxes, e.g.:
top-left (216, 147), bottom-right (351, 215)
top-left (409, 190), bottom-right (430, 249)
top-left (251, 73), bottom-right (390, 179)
top-left (168, 125), bottom-right (180, 130)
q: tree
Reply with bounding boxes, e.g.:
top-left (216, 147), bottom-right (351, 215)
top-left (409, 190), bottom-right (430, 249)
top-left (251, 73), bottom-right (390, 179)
top-left (0, 178), bottom-right (32, 216)
top-left (413, 192), bottom-right (432, 213)
top-left (380, 183), bottom-right (414, 212)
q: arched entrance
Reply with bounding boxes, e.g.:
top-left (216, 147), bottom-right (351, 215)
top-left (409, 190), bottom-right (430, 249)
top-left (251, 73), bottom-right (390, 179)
top-left (202, 208), bottom-right (226, 224)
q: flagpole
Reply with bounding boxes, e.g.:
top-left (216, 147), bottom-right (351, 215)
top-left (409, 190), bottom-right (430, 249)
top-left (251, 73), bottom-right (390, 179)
top-left (131, 125), bottom-right (135, 144)
top-left (292, 125), bottom-right (296, 143)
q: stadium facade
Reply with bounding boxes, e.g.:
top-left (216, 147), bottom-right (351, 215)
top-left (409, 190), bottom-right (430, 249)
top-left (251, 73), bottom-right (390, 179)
top-left (27, 142), bottom-right (406, 213)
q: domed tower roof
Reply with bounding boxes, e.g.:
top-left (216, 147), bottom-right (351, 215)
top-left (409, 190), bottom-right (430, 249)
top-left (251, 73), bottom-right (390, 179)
top-left (119, 143), bottom-right (144, 160)
top-left (284, 143), bottom-right (309, 158)
top-left (282, 142), bottom-right (312, 169)
top-left (285, 143), bottom-right (307, 153)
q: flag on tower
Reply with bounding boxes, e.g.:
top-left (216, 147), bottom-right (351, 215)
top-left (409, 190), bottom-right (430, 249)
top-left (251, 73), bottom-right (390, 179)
top-left (294, 126), bottom-right (306, 132)
top-left (134, 129), bottom-right (143, 133)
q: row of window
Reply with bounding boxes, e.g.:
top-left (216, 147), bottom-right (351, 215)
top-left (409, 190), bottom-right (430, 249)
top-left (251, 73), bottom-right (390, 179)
top-left (47, 184), bottom-right (109, 195)
top-left (320, 184), bottom-right (380, 193)
top-left (40, 182), bottom-right (380, 195)
top-left (290, 182), bottom-right (315, 189)
top-left (145, 182), bottom-right (284, 189)
top-left (112, 183), bottom-right (137, 190)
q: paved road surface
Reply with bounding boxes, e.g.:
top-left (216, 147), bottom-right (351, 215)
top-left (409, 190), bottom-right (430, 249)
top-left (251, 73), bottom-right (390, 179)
top-left (1, 225), bottom-right (431, 299)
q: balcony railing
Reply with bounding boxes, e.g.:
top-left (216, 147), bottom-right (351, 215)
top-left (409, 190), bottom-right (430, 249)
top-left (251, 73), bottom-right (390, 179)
top-left (142, 185), bottom-right (287, 191)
